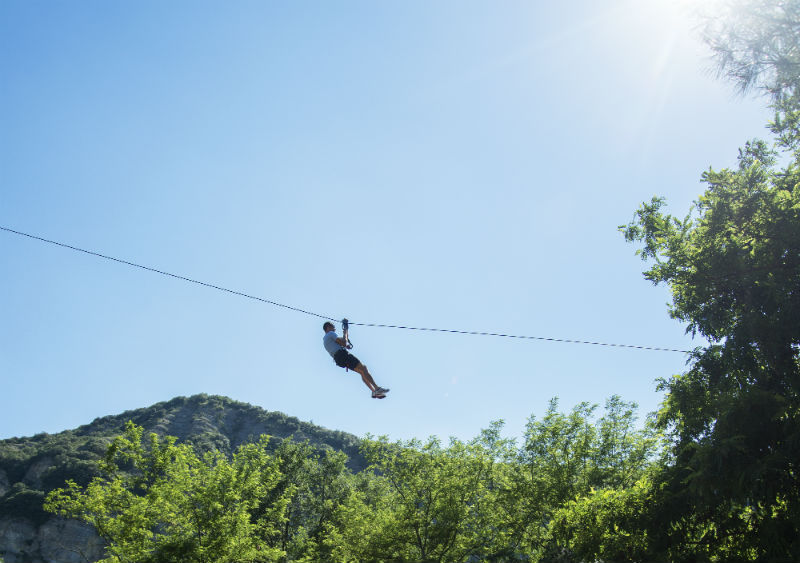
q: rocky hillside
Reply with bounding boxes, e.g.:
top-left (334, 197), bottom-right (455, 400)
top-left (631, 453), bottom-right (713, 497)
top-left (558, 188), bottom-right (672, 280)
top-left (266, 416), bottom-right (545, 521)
top-left (0, 394), bottom-right (365, 563)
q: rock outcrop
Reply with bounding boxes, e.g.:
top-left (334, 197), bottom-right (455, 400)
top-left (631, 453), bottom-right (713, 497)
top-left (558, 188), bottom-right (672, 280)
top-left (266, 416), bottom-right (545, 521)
top-left (0, 517), bottom-right (104, 563)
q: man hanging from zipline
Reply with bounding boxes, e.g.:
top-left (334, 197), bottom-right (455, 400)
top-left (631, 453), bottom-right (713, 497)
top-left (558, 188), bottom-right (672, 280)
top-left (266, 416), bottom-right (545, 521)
top-left (323, 320), bottom-right (389, 399)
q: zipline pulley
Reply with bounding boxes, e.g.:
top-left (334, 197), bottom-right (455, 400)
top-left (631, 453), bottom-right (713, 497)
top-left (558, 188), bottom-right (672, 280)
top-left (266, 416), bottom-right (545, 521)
top-left (342, 318), bottom-right (353, 349)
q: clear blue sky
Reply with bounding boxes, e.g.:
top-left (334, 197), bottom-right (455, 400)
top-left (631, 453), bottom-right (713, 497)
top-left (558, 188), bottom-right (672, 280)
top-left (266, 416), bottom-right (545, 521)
top-left (1, 0), bottom-right (772, 443)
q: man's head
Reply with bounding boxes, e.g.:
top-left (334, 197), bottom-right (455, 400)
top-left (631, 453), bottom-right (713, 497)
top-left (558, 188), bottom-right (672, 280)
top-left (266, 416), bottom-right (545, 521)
top-left (323, 321), bottom-right (335, 333)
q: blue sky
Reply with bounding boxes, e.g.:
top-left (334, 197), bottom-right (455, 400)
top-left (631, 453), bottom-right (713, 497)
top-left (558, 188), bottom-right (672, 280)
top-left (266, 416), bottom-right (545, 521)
top-left (1, 0), bottom-right (773, 443)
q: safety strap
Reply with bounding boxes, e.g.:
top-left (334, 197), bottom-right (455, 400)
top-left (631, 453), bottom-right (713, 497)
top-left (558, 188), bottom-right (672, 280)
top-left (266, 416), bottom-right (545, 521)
top-left (342, 318), bottom-right (352, 348)
top-left (342, 318), bottom-right (351, 371)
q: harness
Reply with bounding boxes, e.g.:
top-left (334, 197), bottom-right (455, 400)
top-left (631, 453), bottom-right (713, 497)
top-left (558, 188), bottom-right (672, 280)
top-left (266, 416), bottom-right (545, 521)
top-left (341, 318), bottom-right (353, 371)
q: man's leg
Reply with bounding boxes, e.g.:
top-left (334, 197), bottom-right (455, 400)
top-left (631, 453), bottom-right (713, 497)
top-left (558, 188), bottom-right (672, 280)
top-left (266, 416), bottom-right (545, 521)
top-left (354, 363), bottom-right (378, 391)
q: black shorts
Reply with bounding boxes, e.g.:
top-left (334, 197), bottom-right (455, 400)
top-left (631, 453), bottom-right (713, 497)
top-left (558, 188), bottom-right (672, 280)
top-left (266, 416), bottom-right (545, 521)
top-left (333, 349), bottom-right (361, 370)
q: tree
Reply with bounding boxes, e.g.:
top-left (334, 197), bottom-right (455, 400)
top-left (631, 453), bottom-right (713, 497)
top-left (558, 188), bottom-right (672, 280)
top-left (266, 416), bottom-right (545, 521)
top-left (548, 475), bottom-right (662, 563)
top-left (319, 470), bottom-right (397, 563)
top-left (39, 402), bottom-right (663, 562)
top-left (328, 427), bottom-right (511, 563)
top-left (701, 0), bottom-right (800, 99)
top-left (594, 395), bottom-right (661, 490)
top-left (619, 4), bottom-right (800, 559)
top-left (44, 422), bottom-right (289, 563)
top-left (622, 136), bottom-right (800, 559)
top-left (701, 0), bottom-right (800, 152)
top-left (505, 397), bottom-right (661, 561)
top-left (260, 438), bottom-right (353, 561)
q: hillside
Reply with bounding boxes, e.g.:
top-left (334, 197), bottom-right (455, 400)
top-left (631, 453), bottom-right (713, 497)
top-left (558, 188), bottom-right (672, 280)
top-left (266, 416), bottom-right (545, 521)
top-left (0, 394), bottom-right (365, 563)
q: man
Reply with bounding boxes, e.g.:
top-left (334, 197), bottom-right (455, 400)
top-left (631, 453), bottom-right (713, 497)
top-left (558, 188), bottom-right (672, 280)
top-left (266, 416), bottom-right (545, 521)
top-left (323, 321), bottom-right (389, 399)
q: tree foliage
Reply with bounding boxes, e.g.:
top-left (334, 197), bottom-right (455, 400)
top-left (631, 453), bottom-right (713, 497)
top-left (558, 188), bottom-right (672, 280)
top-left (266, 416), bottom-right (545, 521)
top-left (45, 422), bottom-right (289, 563)
top-left (351, 430), bottom-right (509, 562)
top-left (506, 397), bottom-right (660, 561)
top-left (701, 0), bottom-right (800, 99)
top-left (621, 5), bottom-right (800, 553)
top-left (549, 476), bottom-right (661, 563)
top-left (319, 398), bottom-right (660, 563)
top-left (39, 397), bottom-right (662, 563)
top-left (262, 438), bottom-right (353, 561)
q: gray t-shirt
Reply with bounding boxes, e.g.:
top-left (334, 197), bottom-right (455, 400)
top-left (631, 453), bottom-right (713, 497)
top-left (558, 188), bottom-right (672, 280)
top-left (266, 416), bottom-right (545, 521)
top-left (323, 331), bottom-right (344, 357)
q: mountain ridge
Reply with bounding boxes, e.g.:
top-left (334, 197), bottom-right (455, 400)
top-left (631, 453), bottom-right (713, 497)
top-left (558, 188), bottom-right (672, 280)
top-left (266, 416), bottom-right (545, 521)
top-left (0, 394), bottom-right (366, 563)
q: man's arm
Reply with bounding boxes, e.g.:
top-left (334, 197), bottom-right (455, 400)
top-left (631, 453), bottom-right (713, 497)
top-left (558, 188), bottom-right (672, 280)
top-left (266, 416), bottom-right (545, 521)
top-left (338, 327), bottom-right (353, 349)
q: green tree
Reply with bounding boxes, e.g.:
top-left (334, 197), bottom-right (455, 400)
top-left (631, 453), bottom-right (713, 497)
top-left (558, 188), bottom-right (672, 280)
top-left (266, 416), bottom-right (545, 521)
top-left (701, 0), bottom-right (800, 99)
top-left (594, 395), bottom-right (661, 490)
top-left (505, 397), bottom-right (660, 561)
top-left (622, 138), bottom-right (800, 559)
top-left (319, 471), bottom-right (397, 563)
top-left (548, 475), bottom-right (662, 563)
top-left (701, 1), bottom-right (800, 154)
top-left (331, 427), bottom-right (510, 563)
top-left (505, 400), bottom-right (597, 560)
top-left (44, 422), bottom-right (289, 563)
top-left (260, 438), bottom-right (353, 561)
top-left (617, 4), bottom-right (800, 559)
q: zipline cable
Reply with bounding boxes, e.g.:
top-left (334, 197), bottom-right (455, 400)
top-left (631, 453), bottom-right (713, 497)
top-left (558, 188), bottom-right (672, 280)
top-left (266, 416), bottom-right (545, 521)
top-left (1, 225), bottom-right (336, 322)
top-left (1, 225), bottom-right (693, 353)
top-left (348, 322), bottom-right (692, 353)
